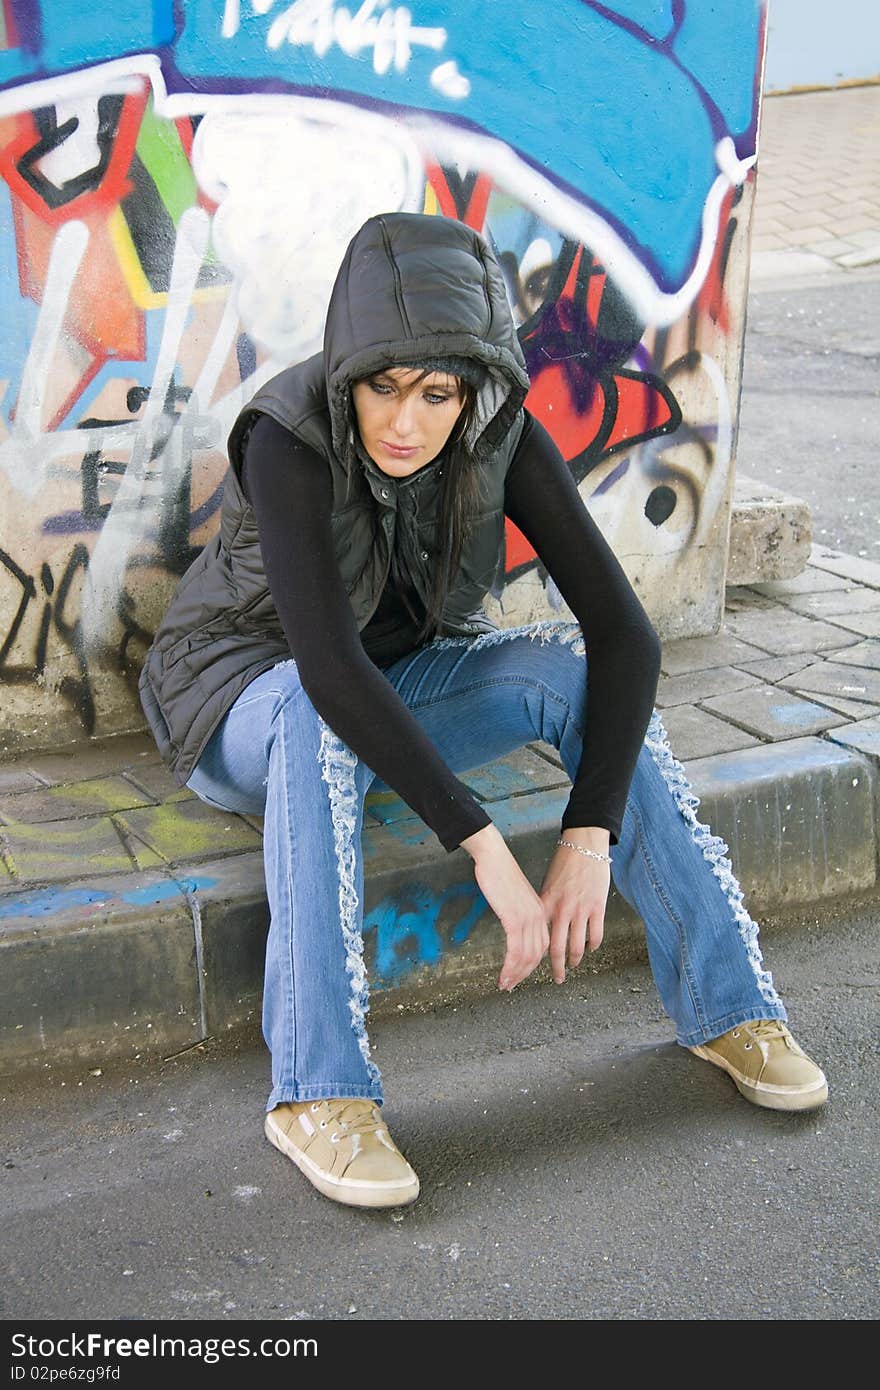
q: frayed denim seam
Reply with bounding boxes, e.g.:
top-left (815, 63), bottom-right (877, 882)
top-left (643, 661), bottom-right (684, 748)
top-left (621, 794), bottom-right (707, 1030)
top-left (430, 619), bottom-right (586, 659)
top-left (317, 720), bottom-right (381, 1087)
top-left (644, 710), bottom-right (782, 1008)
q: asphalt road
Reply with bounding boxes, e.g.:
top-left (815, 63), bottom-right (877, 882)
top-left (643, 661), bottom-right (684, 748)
top-left (738, 268), bottom-right (880, 557)
top-left (1, 893), bottom-right (877, 1324)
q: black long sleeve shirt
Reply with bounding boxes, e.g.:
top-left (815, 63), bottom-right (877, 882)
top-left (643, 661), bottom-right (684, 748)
top-left (242, 411), bottom-right (660, 851)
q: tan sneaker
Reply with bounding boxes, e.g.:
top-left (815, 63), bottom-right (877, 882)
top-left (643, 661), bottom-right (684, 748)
top-left (265, 1098), bottom-right (420, 1208)
top-left (689, 1019), bottom-right (828, 1111)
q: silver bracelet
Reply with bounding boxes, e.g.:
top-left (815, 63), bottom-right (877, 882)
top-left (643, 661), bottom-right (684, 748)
top-left (556, 837), bottom-right (612, 864)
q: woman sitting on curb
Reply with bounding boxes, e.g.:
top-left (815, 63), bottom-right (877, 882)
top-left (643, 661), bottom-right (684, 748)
top-left (139, 211), bottom-right (827, 1210)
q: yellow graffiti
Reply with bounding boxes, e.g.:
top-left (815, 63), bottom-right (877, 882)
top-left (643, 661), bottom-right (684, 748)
top-left (108, 206), bottom-right (226, 310)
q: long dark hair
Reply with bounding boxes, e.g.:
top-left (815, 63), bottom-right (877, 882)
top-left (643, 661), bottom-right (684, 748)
top-left (353, 369), bottom-right (482, 644)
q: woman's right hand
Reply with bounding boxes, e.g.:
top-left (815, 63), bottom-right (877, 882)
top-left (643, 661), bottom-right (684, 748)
top-left (460, 823), bottom-right (549, 991)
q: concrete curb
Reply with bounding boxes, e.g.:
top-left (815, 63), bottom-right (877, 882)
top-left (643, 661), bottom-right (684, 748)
top-left (1, 732), bottom-right (875, 1076)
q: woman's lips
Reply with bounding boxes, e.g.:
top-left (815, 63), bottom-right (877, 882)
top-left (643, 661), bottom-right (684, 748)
top-left (380, 441), bottom-right (419, 458)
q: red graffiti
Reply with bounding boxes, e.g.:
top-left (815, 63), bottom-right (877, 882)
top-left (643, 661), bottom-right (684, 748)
top-left (509, 244), bottom-right (680, 574)
top-left (425, 162), bottom-right (492, 231)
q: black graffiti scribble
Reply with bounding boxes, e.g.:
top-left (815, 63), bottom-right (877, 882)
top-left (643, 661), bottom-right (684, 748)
top-left (430, 167), bottom-right (483, 220)
top-left (47, 377), bottom-right (215, 576)
top-left (0, 549), bottom-right (35, 667)
top-left (116, 587), bottom-right (153, 658)
top-left (0, 545), bottom-right (95, 733)
top-left (495, 237), bottom-right (686, 587)
top-left (122, 382), bottom-right (207, 577)
top-left (15, 96), bottom-right (124, 208)
top-left (115, 587), bottom-right (156, 706)
top-left (518, 240), bottom-right (682, 477)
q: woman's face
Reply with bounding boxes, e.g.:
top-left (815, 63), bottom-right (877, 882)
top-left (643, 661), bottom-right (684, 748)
top-left (351, 367), bottom-right (466, 478)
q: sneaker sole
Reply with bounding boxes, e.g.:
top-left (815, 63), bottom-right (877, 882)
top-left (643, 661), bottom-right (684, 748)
top-left (689, 1045), bottom-right (828, 1112)
top-left (264, 1111), bottom-right (420, 1208)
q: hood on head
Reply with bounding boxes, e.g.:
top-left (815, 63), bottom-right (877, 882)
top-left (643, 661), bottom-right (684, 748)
top-left (323, 211), bottom-right (531, 471)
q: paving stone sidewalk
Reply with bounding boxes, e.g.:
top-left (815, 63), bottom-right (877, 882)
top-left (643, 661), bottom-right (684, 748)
top-left (751, 84), bottom-right (880, 283)
top-left (1, 546), bottom-right (879, 1075)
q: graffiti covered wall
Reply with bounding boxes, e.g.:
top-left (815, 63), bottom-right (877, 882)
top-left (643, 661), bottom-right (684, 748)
top-left (0, 1), bottom-right (767, 752)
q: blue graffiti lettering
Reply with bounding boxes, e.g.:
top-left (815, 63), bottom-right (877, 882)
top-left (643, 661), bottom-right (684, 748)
top-left (364, 878), bottom-right (488, 984)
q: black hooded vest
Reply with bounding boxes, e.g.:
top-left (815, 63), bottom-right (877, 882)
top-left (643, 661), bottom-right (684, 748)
top-left (138, 213), bottom-right (531, 784)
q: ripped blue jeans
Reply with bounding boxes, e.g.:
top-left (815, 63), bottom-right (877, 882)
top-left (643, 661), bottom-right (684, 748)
top-left (187, 621), bottom-right (786, 1109)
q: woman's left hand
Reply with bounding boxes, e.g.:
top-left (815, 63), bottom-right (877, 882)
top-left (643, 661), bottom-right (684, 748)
top-left (539, 829), bottom-right (612, 984)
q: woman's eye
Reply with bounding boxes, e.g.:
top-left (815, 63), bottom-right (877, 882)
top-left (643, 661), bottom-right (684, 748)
top-left (424, 393), bottom-right (452, 406)
top-left (369, 381), bottom-right (394, 395)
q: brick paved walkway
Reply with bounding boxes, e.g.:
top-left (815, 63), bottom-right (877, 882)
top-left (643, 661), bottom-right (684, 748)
top-left (751, 84), bottom-right (880, 281)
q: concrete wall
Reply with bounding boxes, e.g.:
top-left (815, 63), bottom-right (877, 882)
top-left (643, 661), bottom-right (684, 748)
top-left (0, 1), bottom-right (767, 754)
top-left (764, 0), bottom-right (880, 93)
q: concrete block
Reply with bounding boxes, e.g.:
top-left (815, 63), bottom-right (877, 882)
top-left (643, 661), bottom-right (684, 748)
top-left (362, 813), bottom-right (437, 867)
top-left (687, 738), bottom-right (876, 907)
top-left (809, 546), bottom-right (880, 591)
top-left (724, 607), bottom-right (862, 656)
top-left (807, 238), bottom-right (861, 258)
top-left (460, 747), bottom-right (569, 801)
top-left (783, 589), bottom-right (880, 619)
top-left (843, 229), bottom-right (880, 250)
top-left (365, 791), bottom-right (417, 826)
top-left (796, 692), bottom-right (880, 720)
top-left (660, 632), bottom-right (769, 677)
top-left (727, 473), bottom-right (812, 585)
top-left (749, 249), bottom-right (842, 281)
top-left (14, 733), bottom-right (160, 786)
top-left (818, 611), bottom-right (880, 639)
top-left (113, 826), bottom-right (167, 872)
top-left (2, 816), bottom-right (133, 883)
top-left (656, 666), bottom-right (762, 709)
top-left (700, 685), bottom-right (843, 741)
top-left (820, 640), bottom-right (880, 671)
top-left (114, 801), bottom-right (263, 866)
top-left (0, 775), bottom-right (156, 826)
top-left (753, 568), bottom-right (853, 597)
top-left (733, 654), bottom-right (816, 683)
top-left (0, 769), bottom-right (44, 795)
top-left (780, 661), bottom-right (880, 704)
top-left (837, 245), bottom-right (880, 268)
top-left (530, 742), bottom-right (564, 769)
top-left (654, 705), bottom-right (759, 761)
top-left (120, 764), bottom-right (195, 804)
top-left (825, 715), bottom-right (880, 762)
top-left (0, 873), bottom-right (202, 1072)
